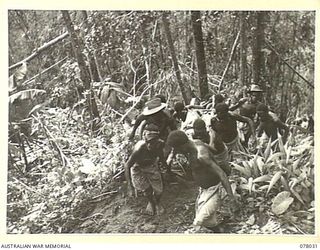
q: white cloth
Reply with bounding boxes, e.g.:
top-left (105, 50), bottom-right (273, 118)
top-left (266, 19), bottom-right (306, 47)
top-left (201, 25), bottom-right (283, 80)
top-left (193, 184), bottom-right (222, 227)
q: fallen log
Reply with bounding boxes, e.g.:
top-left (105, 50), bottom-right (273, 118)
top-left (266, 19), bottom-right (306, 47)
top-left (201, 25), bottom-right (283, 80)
top-left (9, 32), bottom-right (69, 71)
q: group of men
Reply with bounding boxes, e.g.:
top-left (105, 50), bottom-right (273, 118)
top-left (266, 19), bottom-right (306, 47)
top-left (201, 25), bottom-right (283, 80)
top-left (124, 84), bottom-right (290, 232)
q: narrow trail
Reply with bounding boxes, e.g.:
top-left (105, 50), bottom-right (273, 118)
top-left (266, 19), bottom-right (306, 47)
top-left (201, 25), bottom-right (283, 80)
top-left (71, 178), bottom-right (199, 233)
top-left (63, 170), bottom-right (314, 235)
top-left (67, 172), bottom-right (244, 234)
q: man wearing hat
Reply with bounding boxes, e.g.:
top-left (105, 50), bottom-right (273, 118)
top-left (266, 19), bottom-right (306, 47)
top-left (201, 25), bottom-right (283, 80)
top-left (166, 130), bottom-right (237, 232)
top-left (128, 97), bottom-right (177, 141)
top-left (229, 84), bottom-right (265, 148)
top-left (256, 103), bottom-right (289, 143)
top-left (210, 103), bottom-right (256, 156)
top-left (239, 84), bottom-right (265, 118)
top-left (125, 124), bottom-right (167, 215)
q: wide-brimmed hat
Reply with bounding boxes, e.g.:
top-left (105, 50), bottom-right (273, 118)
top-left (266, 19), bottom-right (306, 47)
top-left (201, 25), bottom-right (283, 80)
top-left (142, 98), bottom-right (167, 116)
top-left (249, 84), bottom-right (264, 93)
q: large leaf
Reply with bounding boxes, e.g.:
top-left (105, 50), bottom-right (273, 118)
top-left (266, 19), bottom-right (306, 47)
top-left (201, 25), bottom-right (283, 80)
top-left (8, 62), bottom-right (28, 92)
top-left (271, 191), bottom-right (294, 215)
top-left (291, 188), bottom-right (305, 205)
top-left (251, 154), bottom-right (260, 178)
top-left (277, 132), bottom-right (286, 157)
top-left (280, 176), bottom-right (290, 192)
top-left (231, 162), bottom-right (251, 177)
top-left (248, 177), bottom-right (253, 194)
top-left (28, 100), bottom-right (50, 116)
top-left (256, 156), bottom-right (265, 175)
top-left (266, 171), bottom-right (282, 195)
top-left (9, 89), bottom-right (46, 104)
top-left (253, 174), bottom-right (271, 183)
top-left (285, 145), bottom-right (292, 165)
top-left (266, 152), bottom-right (286, 164)
top-left (264, 137), bottom-right (272, 160)
top-left (15, 62), bottom-right (28, 81)
top-left (8, 75), bottom-right (16, 92)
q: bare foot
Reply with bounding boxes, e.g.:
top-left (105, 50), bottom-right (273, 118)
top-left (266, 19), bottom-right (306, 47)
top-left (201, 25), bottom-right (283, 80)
top-left (156, 204), bottom-right (165, 215)
top-left (184, 225), bottom-right (201, 234)
top-left (145, 202), bottom-right (155, 215)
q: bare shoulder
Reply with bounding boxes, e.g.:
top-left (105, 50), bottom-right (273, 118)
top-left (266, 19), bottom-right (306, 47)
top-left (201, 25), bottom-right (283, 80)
top-left (269, 112), bottom-right (281, 122)
top-left (195, 141), bottom-right (212, 159)
top-left (133, 140), bottom-right (145, 151)
top-left (231, 112), bottom-right (247, 121)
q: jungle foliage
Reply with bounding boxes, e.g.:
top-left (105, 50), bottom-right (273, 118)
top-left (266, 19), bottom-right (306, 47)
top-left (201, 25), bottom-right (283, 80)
top-left (7, 10), bottom-right (314, 234)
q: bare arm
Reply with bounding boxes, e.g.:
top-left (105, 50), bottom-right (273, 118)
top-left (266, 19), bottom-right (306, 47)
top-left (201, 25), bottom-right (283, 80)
top-left (185, 104), bottom-right (205, 109)
top-left (229, 98), bottom-right (247, 111)
top-left (124, 151), bottom-right (138, 190)
top-left (158, 143), bottom-right (169, 170)
top-left (202, 157), bottom-right (234, 200)
top-left (232, 113), bottom-right (256, 140)
top-left (271, 112), bottom-right (289, 141)
top-left (124, 159), bottom-right (133, 188)
top-left (256, 122), bottom-right (263, 137)
top-left (276, 120), bottom-right (289, 141)
top-left (129, 114), bottom-right (146, 140)
top-left (138, 120), bottom-right (147, 139)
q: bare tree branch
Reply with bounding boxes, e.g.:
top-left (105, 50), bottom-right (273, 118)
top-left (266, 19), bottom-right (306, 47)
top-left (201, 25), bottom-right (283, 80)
top-left (265, 39), bottom-right (314, 89)
top-left (9, 32), bottom-right (69, 71)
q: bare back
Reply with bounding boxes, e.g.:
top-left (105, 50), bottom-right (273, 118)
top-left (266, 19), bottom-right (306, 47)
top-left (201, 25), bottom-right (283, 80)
top-left (191, 141), bottom-right (224, 188)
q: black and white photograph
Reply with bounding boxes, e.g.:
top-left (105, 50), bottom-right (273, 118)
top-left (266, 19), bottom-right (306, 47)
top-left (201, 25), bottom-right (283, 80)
top-left (7, 9), bottom-right (315, 237)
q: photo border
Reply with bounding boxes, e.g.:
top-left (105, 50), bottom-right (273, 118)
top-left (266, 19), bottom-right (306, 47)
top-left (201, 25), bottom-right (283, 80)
top-left (1, 0), bottom-right (319, 246)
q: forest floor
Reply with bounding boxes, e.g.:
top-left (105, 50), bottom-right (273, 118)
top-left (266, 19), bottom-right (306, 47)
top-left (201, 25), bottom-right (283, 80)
top-left (73, 177), bottom-right (199, 233)
top-left (63, 170), bottom-right (280, 234)
top-left (67, 176), bottom-right (237, 234)
top-left (62, 169), bottom-right (315, 234)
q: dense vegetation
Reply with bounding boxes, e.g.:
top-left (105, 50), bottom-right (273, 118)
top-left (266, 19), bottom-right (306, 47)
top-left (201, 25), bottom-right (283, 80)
top-left (8, 10), bottom-right (314, 234)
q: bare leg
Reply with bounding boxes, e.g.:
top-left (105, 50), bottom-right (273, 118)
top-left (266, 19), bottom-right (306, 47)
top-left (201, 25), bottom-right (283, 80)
top-left (144, 187), bottom-right (156, 215)
top-left (154, 194), bottom-right (164, 215)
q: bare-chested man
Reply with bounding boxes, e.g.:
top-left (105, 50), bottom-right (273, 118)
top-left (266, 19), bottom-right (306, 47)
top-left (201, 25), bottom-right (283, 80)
top-left (125, 124), bottom-right (167, 215)
top-left (166, 130), bottom-right (237, 232)
top-left (256, 103), bottom-right (289, 143)
top-left (128, 98), bottom-right (176, 141)
top-left (231, 84), bottom-right (264, 147)
top-left (211, 103), bottom-right (256, 155)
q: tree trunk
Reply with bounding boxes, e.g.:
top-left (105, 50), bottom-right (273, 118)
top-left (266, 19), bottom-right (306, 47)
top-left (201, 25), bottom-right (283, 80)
top-left (240, 12), bottom-right (247, 87)
top-left (162, 12), bottom-right (191, 104)
top-left (252, 11), bottom-right (265, 88)
top-left (219, 31), bottom-right (240, 91)
top-left (81, 11), bottom-right (101, 82)
top-left (191, 11), bottom-right (209, 99)
top-left (61, 10), bottom-right (100, 129)
top-left (214, 26), bottom-right (219, 68)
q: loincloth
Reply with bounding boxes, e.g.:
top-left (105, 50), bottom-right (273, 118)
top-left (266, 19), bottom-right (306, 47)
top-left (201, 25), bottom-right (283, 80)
top-left (213, 146), bottom-right (230, 165)
top-left (193, 184), bottom-right (222, 228)
top-left (130, 163), bottom-right (163, 195)
top-left (225, 134), bottom-right (245, 154)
